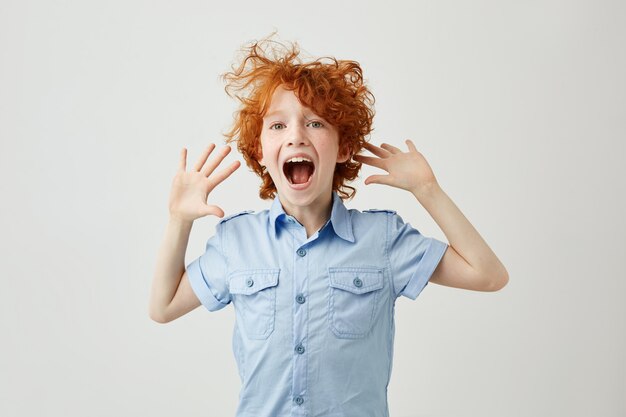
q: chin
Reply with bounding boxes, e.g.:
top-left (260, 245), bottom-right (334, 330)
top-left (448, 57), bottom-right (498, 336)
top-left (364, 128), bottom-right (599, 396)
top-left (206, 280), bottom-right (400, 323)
top-left (277, 184), bottom-right (330, 207)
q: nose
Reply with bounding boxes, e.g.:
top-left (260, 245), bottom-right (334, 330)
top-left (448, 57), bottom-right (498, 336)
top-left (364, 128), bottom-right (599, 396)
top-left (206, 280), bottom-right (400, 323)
top-left (287, 125), bottom-right (310, 147)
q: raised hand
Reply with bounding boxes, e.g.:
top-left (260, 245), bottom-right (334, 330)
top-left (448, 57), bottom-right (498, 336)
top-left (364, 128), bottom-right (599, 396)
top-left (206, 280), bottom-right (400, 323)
top-left (353, 140), bottom-right (438, 196)
top-left (168, 143), bottom-right (241, 221)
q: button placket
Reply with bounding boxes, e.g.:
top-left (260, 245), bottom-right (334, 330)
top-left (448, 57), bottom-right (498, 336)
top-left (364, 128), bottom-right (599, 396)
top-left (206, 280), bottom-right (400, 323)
top-left (292, 243), bottom-right (309, 412)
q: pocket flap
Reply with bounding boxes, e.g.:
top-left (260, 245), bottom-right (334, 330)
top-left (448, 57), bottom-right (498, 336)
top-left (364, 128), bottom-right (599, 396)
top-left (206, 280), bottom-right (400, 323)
top-left (229, 269), bottom-right (280, 295)
top-left (328, 267), bottom-right (383, 294)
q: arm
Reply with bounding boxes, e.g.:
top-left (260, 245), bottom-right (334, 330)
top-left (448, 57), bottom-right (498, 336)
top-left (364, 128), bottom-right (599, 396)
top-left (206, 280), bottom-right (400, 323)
top-left (354, 140), bottom-right (508, 292)
top-left (412, 182), bottom-right (508, 291)
top-left (149, 218), bottom-right (200, 323)
top-left (149, 144), bottom-right (240, 323)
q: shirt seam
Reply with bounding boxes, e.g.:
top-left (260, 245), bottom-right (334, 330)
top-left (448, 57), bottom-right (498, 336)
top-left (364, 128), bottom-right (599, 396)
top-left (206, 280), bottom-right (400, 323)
top-left (384, 212), bottom-right (395, 396)
top-left (384, 212), bottom-right (396, 297)
top-left (219, 221), bottom-right (230, 278)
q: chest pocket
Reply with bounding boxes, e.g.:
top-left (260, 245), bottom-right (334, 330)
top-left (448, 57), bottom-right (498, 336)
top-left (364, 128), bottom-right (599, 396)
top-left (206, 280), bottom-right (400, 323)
top-left (328, 267), bottom-right (384, 339)
top-left (229, 269), bottom-right (280, 340)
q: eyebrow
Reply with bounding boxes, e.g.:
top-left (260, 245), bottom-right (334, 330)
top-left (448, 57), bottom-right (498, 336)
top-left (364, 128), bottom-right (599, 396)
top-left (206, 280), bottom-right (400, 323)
top-left (263, 110), bottom-right (322, 120)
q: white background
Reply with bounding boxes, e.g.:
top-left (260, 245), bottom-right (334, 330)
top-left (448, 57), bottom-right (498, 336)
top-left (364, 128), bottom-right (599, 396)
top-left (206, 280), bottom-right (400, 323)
top-left (1, 1), bottom-right (624, 416)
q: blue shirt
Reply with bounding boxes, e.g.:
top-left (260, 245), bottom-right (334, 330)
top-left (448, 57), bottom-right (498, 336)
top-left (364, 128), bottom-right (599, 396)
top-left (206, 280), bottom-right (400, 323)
top-left (186, 192), bottom-right (449, 417)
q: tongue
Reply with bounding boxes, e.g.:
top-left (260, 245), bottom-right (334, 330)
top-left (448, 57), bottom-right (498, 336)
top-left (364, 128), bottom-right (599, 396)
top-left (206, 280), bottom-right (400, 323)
top-left (291, 164), bottom-right (311, 184)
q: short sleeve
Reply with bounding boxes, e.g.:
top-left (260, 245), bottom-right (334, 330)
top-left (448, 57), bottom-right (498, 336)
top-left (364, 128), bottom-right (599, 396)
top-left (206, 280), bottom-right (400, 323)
top-left (388, 213), bottom-right (448, 299)
top-left (185, 223), bottom-right (231, 312)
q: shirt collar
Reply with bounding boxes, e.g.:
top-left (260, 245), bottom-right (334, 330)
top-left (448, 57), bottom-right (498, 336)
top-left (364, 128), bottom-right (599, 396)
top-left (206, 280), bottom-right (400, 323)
top-left (269, 192), bottom-right (355, 242)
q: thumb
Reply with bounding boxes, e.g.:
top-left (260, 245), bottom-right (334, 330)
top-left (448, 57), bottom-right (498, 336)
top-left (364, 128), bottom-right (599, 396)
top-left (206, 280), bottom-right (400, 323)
top-left (202, 205), bottom-right (225, 218)
top-left (364, 175), bottom-right (393, 186)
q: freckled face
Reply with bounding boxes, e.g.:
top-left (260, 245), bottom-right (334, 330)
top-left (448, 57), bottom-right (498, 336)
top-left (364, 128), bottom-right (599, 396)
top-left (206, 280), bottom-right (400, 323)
top-left (259, 86), bottom-right (349, 213)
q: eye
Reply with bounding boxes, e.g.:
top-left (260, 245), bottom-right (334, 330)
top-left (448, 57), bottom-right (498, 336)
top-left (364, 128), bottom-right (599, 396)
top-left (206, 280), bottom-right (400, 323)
top-left (269, 122), bottom-right (285, 130)
top-left (307, 121), bottom-right (323, 128)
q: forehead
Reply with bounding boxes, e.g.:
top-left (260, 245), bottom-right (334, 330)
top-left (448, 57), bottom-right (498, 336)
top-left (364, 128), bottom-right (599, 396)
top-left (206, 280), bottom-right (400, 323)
top-left (263, 86), bottom-right (316, 118)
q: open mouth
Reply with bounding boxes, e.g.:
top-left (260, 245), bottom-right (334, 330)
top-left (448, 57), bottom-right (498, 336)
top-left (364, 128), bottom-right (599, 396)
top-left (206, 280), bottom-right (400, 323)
top-left (283, 157), bottom-right (315, 185)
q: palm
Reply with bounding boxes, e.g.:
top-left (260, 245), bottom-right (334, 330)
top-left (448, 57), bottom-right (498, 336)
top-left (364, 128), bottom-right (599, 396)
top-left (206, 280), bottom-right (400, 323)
top-left (169, 144), bottom-right (241, 221)
top-left (354, 140), bottom-right (437, 194)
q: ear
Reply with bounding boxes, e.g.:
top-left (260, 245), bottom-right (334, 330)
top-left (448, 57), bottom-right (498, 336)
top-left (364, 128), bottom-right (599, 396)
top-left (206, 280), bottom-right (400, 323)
top-left (256, 142), bottom-right (265, 166)
top-left (336, 143), bottom-right (351, 164)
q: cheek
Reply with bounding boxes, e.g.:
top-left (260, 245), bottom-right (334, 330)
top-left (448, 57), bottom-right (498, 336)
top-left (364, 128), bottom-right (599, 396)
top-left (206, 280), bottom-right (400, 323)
top-left (258, 141), bottom-right (278, 168)
top-left (323, 143), bottom-right (342, 161)
top-left (257, 148), bottom-right (264, 166)
top-left (258, 137), bottom-right (269, 165)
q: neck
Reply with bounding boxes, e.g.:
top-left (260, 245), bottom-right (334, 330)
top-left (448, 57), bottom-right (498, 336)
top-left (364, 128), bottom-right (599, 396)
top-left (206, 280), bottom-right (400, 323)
top-left (280, 192), bottom-right (333, 238)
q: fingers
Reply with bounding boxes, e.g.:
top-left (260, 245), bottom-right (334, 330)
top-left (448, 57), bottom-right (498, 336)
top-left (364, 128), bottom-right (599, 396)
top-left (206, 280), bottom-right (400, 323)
top-left (363, 141), bottom-right (410, 157)
top-left (192, 143), bottom-right (217, 172)
top-left (207, 160), bottom-right (241, 190)
top-left (353, 154), bottom-right (386, 170)
top-left (179, 148), bottom-right (187, 172)
top-left (405, 139), bottom-right (418, 153)
top-left (362, 142), bottom-right (391, 158)
top-left (201, 145), bottom-right (233, 177)
top-left (380, 143), bottom-right (402, 154)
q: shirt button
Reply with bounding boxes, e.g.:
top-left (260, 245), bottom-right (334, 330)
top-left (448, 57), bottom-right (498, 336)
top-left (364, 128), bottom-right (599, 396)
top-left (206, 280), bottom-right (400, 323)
top-left (296, 294), bottom-right (306, 304)
top-left (353, 277), bottom-right (363, 288)
top-left (294, 396), bottom-right (304, 405)
top-left (296, 248), bottom-right (307, 257)
top-left (246, 277), bottom-right (254, 287)
top-left (295, 344), bottom-right (305, 354)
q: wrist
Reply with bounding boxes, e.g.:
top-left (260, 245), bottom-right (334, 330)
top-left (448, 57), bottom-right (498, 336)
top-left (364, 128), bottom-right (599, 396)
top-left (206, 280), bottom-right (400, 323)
top-left (168, 214), bottom-right (194, 228)
top-left (410, 180), bottom-right (441, 200)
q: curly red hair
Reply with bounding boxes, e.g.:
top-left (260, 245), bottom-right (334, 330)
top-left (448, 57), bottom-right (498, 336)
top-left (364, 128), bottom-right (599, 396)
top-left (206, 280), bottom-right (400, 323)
top-left (222, 36), bottom-right (375, 200)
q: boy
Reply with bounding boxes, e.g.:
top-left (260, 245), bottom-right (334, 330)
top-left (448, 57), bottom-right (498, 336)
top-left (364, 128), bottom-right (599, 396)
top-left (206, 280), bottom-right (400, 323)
top-left (149, 38), bottom-right (508, 417)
